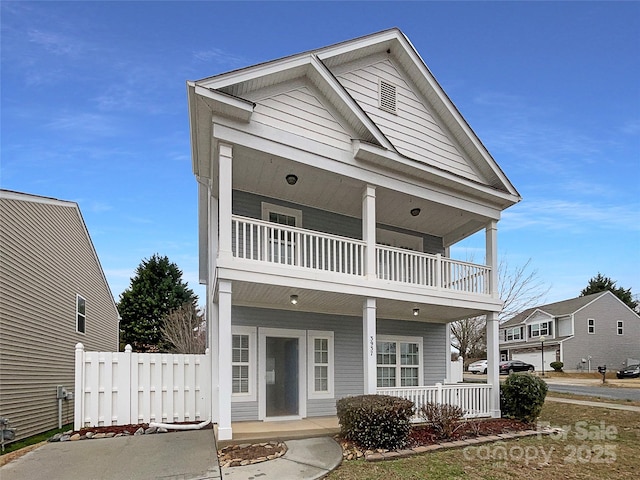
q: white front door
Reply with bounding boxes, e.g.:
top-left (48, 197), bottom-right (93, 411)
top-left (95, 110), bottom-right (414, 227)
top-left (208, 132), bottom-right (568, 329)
top-left (259, 328), bottom-right (307, 421)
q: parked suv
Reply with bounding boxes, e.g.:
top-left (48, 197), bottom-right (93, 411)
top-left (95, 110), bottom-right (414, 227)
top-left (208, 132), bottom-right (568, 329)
top-left (616, 364), bottom-right (640, 379)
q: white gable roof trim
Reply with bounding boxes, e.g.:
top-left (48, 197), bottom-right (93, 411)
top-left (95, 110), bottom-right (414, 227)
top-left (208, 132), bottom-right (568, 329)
top-left (189, 28), bottom-right (520, 203)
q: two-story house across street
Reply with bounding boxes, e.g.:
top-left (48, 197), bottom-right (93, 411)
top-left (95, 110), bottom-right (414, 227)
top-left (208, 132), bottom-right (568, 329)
top-left (499, 291), bottom-right (640, 372)
top-left (187, 29), bottom-right (521, 440)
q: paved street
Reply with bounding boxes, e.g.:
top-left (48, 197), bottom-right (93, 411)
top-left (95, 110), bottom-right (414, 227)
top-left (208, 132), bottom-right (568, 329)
top-left (546, 383), bottom-right (640, 401)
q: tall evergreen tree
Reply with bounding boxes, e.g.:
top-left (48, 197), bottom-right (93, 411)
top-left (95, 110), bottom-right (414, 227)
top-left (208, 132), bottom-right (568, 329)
top-left (580, 273), bottom-right (637, 311)
top-left (118, 254), bottom-right (196, 351)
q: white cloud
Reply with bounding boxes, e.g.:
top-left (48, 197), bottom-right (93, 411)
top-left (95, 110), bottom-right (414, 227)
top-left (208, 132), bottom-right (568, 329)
top-left (502, 198), bottom-right (640, 233)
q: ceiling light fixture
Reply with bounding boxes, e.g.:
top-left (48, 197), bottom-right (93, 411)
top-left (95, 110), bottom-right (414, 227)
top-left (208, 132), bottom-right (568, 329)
top-left (413, 308), bottom-right (420, 316)
top-left (286, 174), bottom-right (298, 185)
top-left (290, 295), bottom-right (298, 305)
top-left (410, 208), bottom-right (421, 217)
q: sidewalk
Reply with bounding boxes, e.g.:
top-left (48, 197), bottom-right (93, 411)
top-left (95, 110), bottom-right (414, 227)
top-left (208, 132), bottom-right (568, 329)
top-left (546, 396), bottom-right (640, 412)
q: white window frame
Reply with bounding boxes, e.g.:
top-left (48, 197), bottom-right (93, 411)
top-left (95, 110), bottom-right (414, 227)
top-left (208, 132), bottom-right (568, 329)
top-left (529, 321), bottom-right (551, 339)
top-left (505, 326), bottom-right (523, 342)
top-left (76, 294), bottom-right (86, 334)
top-left (231, 326), bottom-right (257, 402)
top-left (587, 318), bottom-right (595, 335)
top-left (261, 202), bottom-right (302, 226)
top-left (307, 330), bottom-right (334, 399)
top-left (617, 320), bottom-right (623, 336)
top-left (376, 335), bottom-right (423, 388)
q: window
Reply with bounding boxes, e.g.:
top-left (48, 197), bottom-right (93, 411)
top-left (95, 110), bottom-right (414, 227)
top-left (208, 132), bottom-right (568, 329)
top-left (529, 321), bottom-right (551, 338)
top-left (617, 320), bottom-right (623, 335)
top-left (76, 295), bottom-right (86, 333)
top-left (261, 202), bottom-right (302, 265)
top-left (505, 327), bottom-right (523, 341)
top-left (588, 318), bottom-right (595, 335)
top-left (307, 331), bottom-right (334, 399)
top-left (231, 326), bottom-right (256, 401)
top-left (376, 336), bottom-right (423, 388)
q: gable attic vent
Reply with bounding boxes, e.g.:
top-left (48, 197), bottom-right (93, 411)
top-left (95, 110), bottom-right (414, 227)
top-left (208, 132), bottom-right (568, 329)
top-left (379, 79), bottom-right (397, 114)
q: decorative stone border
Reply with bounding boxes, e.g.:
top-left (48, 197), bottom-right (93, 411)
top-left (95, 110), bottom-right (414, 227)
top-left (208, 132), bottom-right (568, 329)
top-left (49, 426), bottom-right (169, 442)
top-left (218, 441), bottom-right (287, 467)
top-left (365, 429), bottom-right (549, 462)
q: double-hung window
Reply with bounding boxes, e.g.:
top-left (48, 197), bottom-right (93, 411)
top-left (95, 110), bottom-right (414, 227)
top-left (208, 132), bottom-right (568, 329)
top-left (261, 203), bottom-right (302, 265)
top-left (587, 319), bottom-right (595, 334)
top-left (376, 336), bottom-right (423, 388)
top-left (617, 321), bottom-right (623, 335)
top-left (231, 326), bottom-right (256, 401)
top-left (76, 295), bottom-right (86, 334)
top-left (505, 327), bottom-right (522, 341)
top-left (529, 322), bottom-right (551, 338)
top-left (307, 331), bottom-right (334, 399)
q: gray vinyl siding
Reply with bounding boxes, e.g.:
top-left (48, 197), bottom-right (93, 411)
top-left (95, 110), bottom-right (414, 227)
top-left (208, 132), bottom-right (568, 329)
top-left (561, 294), bottom-right (640, 371)
top-left (250, 84), bottom-right (353, 151)
top-left (233, 190), bottom-right (444, 255)
top-left (0, 195), bottom-right (119, 441)
top-left (230, 306), bottom-right (447, 420)
top-left (334, 57), bottom-right (482, 182)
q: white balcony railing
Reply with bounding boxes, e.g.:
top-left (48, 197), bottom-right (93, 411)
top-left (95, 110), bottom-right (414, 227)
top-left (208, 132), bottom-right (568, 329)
top-left (377, 383), bottom-right (492, 419)
top-left (376, 245), bottom-right (490, 294)
top-left (232, 216), bottom-right (365, 275)
top-left (231, 215), bottom-right (491, 295)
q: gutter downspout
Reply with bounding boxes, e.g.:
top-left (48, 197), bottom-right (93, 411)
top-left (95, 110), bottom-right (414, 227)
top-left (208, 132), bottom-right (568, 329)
top-left (149, 418), bottom-right (211, 431)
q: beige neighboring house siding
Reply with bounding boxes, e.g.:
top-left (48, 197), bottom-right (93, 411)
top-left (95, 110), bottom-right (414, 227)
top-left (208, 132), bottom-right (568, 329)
top-left (333, 55), bottom-right (483, 182)
top-left (0, 191), bottom-right (119, 441)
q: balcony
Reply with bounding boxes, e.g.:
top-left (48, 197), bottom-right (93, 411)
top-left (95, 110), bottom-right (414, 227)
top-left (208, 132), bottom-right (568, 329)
top-left (231, 215), bottom-right (491, 297)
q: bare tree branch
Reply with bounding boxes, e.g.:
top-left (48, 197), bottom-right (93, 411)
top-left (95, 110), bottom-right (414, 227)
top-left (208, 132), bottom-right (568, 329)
top-left (451, 257), bottom-right (550, 359)
top-left (160, 303), bottom-right (206, 354)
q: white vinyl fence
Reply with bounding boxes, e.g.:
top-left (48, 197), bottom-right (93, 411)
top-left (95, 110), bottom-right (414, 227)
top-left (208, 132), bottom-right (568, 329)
top-left (74, 343), bottom-right (210, 430)
top-left (450, 357), bottom-right (464, 383)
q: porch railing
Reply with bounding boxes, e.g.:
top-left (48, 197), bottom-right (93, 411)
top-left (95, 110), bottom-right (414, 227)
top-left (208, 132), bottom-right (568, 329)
top-left (231, 215), bottom-right (491, 295)
top-left (232, 216), bottom-right (365, 275)
top-left (377, 383), bottom-right (492, 418)
top-left (376, 245), bottom-right (490, 295)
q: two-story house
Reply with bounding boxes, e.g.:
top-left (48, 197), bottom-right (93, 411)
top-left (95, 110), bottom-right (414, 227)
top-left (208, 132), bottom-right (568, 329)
top-left (0, 190), bottom-right (119, 442)
top-left (499, 291), bottom-right (640, 372)
top-left (187, 29), bottom-right (521, 440)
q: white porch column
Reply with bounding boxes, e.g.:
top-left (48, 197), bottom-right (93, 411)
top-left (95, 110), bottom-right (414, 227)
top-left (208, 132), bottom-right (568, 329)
top-left (362, 185), bottom-right (376, 280)
top-left (445, 322), bottom-right (452, 383)
top-left (486, 311), bottom-right (501, 417)
top-left (217, 279), bottom-right (233, 440)
top-left (218, 143), bottom-right (233, 262)
top-left (485, 220), bottom-right (498, 298)
top-left (363, 298), bottom-right (377, 394)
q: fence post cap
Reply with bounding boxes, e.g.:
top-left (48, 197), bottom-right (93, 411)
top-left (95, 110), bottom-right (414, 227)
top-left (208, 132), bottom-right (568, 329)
top-left (75, 343), bottom-right (84, 350)
top-left (125, 344), bottom-right (133, 353)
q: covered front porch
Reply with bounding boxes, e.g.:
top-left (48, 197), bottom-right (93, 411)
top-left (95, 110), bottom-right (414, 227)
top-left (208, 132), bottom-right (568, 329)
top-left (222, 382), bottom-right (494, 444)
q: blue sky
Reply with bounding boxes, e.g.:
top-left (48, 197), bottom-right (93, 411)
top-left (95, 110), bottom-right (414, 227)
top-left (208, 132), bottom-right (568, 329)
top-left (2, 1), bottom-right (638, 307)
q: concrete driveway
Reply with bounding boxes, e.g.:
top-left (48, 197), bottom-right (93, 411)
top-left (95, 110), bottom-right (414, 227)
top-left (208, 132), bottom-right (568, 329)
top-left (0, 429), bottom-right (220, 480)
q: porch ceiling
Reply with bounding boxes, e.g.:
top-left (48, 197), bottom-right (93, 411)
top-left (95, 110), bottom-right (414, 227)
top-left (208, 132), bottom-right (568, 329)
top-left (230, 280), bottom-right (489, 324)
top-left (230, 145), bottom-right (488, 242)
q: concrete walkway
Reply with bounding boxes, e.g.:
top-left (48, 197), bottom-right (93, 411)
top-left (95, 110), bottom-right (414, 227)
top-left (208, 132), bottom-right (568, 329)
top-left (1, 429), bottom-right (221, 480)
top-left (220, 436), bottom-right (343, 479)
top-left (0, 429), bottom-right (343, 480)
top-left (546, 396), bottom-right (640, 412)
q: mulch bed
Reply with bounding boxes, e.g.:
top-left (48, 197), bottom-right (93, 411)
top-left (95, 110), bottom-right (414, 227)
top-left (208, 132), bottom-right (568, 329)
top-left (338, 418), bottom-right (532, 460)
top-left (73, 421), bottom-right (213, 437)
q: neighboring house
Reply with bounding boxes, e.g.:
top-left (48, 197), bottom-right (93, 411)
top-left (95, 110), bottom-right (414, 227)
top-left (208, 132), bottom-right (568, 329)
top-left (187, 28), bottom-right (521, 440)
top-left (0, 190), bottom-right (119, 441)
top-left (499, 291), bottom-right (640, 372)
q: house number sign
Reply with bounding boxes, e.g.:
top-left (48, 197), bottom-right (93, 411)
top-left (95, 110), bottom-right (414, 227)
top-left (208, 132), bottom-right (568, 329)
top-left (369, 336), bottom-right (374, 357)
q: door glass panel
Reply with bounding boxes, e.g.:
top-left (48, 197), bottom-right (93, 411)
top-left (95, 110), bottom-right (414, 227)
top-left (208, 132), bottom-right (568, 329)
top-left (266, 337), bottom-right (299, 417)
